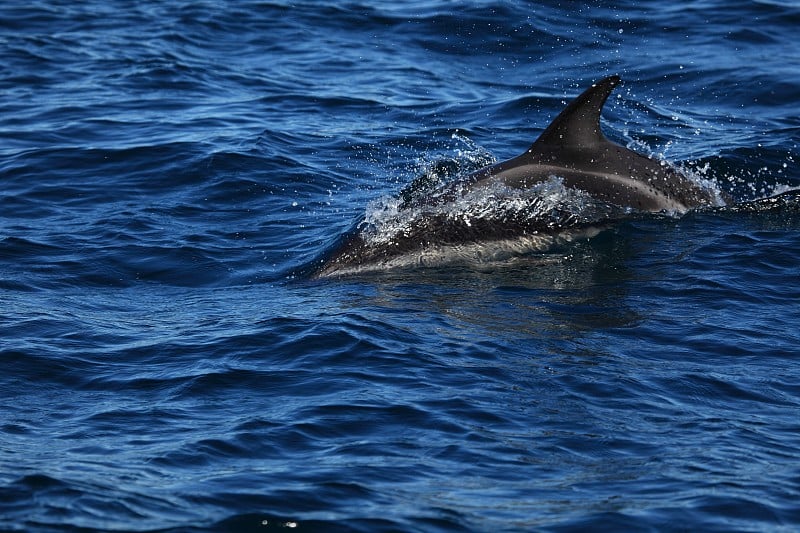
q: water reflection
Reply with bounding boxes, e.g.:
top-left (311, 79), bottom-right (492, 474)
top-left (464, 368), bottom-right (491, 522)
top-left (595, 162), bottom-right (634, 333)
top-left (328, 228), bottom-right (643, 340)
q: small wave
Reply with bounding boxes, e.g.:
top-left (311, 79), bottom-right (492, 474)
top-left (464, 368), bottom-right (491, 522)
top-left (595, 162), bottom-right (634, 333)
top-left (721, 188), bottom-right (800, 213)
top-left (688, 146), bottom-right (798, 203)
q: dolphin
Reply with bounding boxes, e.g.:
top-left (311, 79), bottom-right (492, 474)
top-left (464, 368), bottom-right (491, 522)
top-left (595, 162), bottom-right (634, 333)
top-left (314, 75), bottom-right (721, 277)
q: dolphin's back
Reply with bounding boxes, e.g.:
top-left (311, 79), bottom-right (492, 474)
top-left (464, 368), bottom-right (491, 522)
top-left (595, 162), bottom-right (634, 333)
top-left (468, 75), bottom-right (717, 212)
top-left (314, 75), bottom-right (725, 277)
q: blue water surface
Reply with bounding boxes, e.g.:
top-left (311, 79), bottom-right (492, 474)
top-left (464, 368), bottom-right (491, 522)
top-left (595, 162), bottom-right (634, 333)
top-left (2, 1), bottom-right (800, 531)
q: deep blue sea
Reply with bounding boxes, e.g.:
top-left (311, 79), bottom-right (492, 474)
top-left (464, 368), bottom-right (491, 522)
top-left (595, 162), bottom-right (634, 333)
top-left (2, 1), bottom-right (800, 531)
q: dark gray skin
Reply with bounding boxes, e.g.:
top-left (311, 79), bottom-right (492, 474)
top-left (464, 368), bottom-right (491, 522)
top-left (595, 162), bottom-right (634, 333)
top-left (436, 74), bottom-right (716, 212)
top-left (315, 75), bottom-right (719, 277)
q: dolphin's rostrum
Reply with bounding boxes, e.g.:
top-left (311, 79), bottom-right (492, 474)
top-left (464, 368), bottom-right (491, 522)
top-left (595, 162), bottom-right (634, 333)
top-left (315, 75), bottom-right (720, 277)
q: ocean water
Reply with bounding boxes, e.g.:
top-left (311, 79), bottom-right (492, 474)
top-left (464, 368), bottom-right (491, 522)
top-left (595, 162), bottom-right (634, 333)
top-left (2, 1), bottom-right (800, 531)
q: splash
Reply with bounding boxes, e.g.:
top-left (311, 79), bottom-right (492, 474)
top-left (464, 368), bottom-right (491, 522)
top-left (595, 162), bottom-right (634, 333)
top-left (347, 146), bottom-right (634, 277)
top-left (316, 135), bottom-right (798, 278)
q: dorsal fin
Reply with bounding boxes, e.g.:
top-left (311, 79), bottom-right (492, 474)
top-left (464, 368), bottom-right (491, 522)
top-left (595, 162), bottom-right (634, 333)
top-left (527, 75), bottom-right (621, 154)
